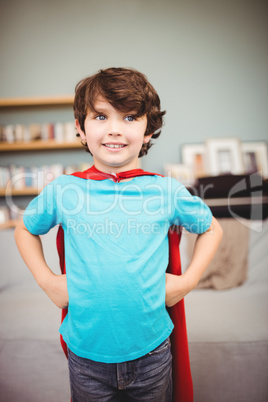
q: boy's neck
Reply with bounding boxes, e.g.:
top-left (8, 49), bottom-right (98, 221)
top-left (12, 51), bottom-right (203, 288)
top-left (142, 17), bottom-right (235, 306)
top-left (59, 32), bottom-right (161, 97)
top-left (93, 162), bottom-right (141, 176)
top-left (91, 164), bottom-right (144, 182)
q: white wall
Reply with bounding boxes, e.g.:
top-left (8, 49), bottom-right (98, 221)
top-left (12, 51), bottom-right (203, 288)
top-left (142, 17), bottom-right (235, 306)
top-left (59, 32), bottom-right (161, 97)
top-left (1, 0), bottom-right (267, 173)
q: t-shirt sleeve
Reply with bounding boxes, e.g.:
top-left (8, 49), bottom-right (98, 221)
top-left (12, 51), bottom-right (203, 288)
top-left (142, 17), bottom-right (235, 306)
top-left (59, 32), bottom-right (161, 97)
top-left (23, 177), bottom-right (62, 235)
top-left (171, 182), bottom-right (212, 234)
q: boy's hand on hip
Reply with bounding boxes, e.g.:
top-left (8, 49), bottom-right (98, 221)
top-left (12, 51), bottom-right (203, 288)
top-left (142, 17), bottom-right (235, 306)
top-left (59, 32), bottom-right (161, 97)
top-left (165, 273), bottom-right (194, 307)
top-left (165, 217), bottom-right (223, 308)
top-left (42, 273), bottom-right (69, 309)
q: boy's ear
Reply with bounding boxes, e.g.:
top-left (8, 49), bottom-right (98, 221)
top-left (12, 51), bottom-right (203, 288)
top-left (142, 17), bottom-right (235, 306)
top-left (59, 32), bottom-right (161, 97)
top-left (75, 119), bottom-right (86, 141)
top-left (143, 133), bottom-right (153, 144)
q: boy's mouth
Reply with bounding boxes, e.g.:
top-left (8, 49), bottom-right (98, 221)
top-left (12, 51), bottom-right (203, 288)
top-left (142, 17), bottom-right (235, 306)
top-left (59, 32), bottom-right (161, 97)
top-left (103, 143), bottom-right (127, 149)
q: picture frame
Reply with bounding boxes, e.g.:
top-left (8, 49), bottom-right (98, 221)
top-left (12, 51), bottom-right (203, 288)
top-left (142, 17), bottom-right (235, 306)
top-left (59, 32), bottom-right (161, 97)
top-left (206, 138), bottom-right (244, 176)
top-left (241, 141), bottom-right (268, 178)
top-left (181, 143), bottom-right (207, 178)
top-left (163, 163), bottom-right (195, 186)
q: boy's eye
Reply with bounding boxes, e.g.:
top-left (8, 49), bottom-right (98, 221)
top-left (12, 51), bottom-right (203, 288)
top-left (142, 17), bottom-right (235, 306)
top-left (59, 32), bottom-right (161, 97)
top-left (124, 115), bottom-right (135, 122)
top-left (95, 114), bottom-right (106, 120)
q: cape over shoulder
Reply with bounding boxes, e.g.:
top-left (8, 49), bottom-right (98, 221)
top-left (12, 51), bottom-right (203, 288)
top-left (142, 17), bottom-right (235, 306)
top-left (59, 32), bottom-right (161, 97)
top-left (71, 164), bottom-right (163, 181)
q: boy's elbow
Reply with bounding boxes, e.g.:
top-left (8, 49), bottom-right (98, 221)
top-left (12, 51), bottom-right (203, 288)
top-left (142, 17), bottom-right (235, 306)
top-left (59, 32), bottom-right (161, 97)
top-left (14, 219), bottom-right (29, 242)
top-left (211, 216), bottom-right (223, 242)
top-left (14, 219), bottom-right (22, 241)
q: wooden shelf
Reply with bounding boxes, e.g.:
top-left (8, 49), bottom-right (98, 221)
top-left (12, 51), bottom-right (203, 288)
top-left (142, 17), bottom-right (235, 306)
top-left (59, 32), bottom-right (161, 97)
top-left (0, 219), bottom-right (20, 229)
top-left (0, 140), bottom-right (82, 151)
top-left (205, 195), bottom-right (268, 207)
top-left (0, 187), bottom-right (41, 196)
top-left (0, 95), bottom-right (81, 227)
top-left (0, 95), bottom-right (74, 107)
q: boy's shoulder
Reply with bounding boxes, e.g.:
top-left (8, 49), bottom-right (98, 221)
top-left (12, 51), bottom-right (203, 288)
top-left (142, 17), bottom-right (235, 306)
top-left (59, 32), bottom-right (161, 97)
top-left (45, 173), bottom-right (84, 189)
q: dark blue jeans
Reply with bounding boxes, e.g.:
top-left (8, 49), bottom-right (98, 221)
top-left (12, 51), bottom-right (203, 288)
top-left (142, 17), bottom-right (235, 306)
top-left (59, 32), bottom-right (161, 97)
top-left (68, 337), bottom-right (173, 401)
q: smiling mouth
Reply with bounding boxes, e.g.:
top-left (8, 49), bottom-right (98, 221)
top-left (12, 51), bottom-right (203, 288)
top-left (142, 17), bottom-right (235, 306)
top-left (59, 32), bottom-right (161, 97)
top-left (103, 144), bottom-right (127, 149)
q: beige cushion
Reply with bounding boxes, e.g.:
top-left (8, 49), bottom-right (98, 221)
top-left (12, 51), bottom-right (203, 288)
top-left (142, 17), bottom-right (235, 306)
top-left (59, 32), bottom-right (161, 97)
top-left (186, 218), bottom-right (249, 290)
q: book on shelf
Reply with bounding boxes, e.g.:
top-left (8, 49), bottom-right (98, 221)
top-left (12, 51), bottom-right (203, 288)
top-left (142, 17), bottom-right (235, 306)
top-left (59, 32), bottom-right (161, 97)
top-left (30, 124), bottom-right (42, 141)
top-left (0, 167), bottom-right (11, 189)
top-left (0, 204), bottom-right (24, 227)
top-left (0, 163), bottom-right (90, 191)
top-left (0, 122), bottom-right (77, 143)
top-left (0, 205), bottom-right (10, 225)
top-left (0, 162), bottom-right (91, 228)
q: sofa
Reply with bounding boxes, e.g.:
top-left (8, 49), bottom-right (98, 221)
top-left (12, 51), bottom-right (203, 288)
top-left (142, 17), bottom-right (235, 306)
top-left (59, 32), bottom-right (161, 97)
top-left (181, 218), bottom-right (268, 402)
top-left (1, 219), bottom-right (267, 401)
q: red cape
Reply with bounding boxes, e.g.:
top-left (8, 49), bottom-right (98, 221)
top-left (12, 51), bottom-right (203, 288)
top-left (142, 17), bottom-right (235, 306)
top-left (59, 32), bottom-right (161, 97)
top-left (56, 165), bottom-right (193, 402)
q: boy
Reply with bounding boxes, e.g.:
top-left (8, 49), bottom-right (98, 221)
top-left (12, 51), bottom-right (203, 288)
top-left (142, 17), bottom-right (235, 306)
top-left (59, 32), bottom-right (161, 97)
top-left (15, 67), bottom-right (223, 402)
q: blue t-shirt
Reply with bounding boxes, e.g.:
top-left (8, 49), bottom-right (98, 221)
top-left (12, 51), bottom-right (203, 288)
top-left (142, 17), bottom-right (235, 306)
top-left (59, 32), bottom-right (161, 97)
top-left (23, 173), bottom-right (212, 363)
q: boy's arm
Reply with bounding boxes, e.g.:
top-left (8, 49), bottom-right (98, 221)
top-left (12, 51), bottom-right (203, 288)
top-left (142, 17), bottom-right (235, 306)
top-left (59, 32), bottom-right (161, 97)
top-left (165, 216), bottom-right (223, 307)
top-left (14, 219), bottom-right (68, 309)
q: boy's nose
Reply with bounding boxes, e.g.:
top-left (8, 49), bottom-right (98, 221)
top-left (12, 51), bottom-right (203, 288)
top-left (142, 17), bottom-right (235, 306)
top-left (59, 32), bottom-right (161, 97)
top-left (108, 119), bottom-right (123, 136)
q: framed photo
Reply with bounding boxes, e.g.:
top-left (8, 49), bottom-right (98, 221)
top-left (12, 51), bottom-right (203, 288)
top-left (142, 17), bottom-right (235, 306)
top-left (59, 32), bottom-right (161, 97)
top-left (181, 144), bottom-right (207, 178)
top-left (164, 163), bottom-right (195, 186)
top-left (241, 141), bottom-right (268, 178)
top-left (206, 138), bottom-right (244, 176)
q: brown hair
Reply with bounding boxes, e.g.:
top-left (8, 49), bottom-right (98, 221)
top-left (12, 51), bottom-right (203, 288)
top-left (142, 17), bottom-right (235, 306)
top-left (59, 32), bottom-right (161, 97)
top-left (74, 67), bottom-right (166, 157)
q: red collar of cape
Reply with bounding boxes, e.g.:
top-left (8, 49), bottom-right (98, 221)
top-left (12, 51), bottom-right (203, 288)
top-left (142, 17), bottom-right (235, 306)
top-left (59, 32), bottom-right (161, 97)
top-left (56, 165), bottom-right (193, 402)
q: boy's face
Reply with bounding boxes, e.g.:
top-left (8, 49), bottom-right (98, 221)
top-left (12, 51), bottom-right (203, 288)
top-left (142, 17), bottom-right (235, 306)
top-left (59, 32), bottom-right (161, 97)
top-left (76, 97), bottom-right (152, 174)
